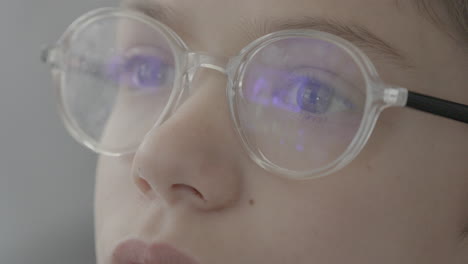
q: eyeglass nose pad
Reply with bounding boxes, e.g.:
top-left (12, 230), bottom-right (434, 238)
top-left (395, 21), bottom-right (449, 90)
top-left (170, 52), bottom-right (230, 113)
top-left (186, 52), bottom-right (229, 82)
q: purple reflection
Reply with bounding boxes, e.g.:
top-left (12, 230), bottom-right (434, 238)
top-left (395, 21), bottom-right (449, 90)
top-left (128, 55), bottom-right (166, 88)
top-left (272, 86), bottom-right (301, 113)
top-left (105, 55), bottom-right (125, 82)
top-left (251, 78), bottom-right (272, 106)
top-left (296, 144), bottom-right (304, 152)
top-left (248, 69), bottom-right (301, 113)
top-left (105, 54), bottom-right (167, 89)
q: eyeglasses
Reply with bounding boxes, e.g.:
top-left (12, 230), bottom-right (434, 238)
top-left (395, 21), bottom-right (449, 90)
top-left (42, 7), bottom-right (468, 179)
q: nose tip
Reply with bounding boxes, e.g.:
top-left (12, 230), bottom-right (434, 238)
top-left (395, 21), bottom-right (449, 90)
top-left (132, 150), bottom-right (242, 211)
top-left (129, 68), bottom-right (243, 212)
top-left (134, 166), bottom-right (206, 202)
top-left (172, 184), bottom-right (206, 201)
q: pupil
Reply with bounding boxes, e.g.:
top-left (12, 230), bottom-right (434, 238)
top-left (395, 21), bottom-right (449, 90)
top-left (296, 77), bottom-right (333, 114)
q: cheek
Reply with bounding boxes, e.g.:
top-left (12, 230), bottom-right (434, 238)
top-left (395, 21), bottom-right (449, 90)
top-left (97, 89), bottom-right (168, 153)
top-left (247, 158), bottom-right (456, 263)
top-left (243, 173), bottom-right (380, 262)
top-left (94, 157), bottom-right (131, 232)
top-left (94, 156), bottom-right (163, 260)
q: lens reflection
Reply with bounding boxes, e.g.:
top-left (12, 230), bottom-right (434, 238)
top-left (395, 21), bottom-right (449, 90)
top-left (237, 37), bottom-right (366, 172)
top-left (62, 14), bottom-right (176, 154)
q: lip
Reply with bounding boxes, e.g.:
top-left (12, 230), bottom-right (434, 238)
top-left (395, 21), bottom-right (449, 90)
top-left (112, 239), bottom-right (200, 264)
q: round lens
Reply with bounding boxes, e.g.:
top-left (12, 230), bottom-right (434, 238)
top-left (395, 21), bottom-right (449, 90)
top-left (237, 36), bottom-right (367, 173)
top-left (61, 12), bottom-right (177, 154)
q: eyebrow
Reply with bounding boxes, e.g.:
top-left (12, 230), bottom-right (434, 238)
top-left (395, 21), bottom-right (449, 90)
top-left (123, 0), bottom-right (410, 67)
top-left (122, 0), bottom-right (177, 24)
top-left (244, 17), bottom-right (408, 66)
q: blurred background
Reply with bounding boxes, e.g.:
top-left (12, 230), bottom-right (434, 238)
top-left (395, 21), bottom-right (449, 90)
top-left (0, 1), bottom-right (114, 263)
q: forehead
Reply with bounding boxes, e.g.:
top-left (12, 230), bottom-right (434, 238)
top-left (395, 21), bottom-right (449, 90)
top-left (150, 0), bottom-right (397, 15)
top-left (123, 0), bottom-right (410, 54)
top-left (137, 0), bottom-right (402, 32)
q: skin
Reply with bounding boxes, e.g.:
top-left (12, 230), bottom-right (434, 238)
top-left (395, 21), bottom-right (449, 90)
top-left (94, 0), bottom-right (468, 263)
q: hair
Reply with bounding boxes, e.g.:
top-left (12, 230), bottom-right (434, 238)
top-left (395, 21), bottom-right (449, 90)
top-left (415, 0), bottom-right (468, 46)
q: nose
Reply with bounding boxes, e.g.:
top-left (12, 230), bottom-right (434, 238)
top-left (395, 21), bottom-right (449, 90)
top-left (130, 68), bottom-right (243, 211)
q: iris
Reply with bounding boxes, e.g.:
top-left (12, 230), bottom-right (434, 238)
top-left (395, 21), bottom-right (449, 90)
top-left (125, 55), bottom-right (166, 88)
top-left (106, 54), bottom-right (169, 90)
top-left (295, 76), bottom-right (334, 114)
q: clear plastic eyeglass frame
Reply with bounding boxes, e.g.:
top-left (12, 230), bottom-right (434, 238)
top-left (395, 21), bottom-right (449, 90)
top-left (42, 7), bottom-right (468, 180)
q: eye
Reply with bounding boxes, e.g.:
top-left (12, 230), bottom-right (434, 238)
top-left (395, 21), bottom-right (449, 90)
top-left (292, 75), bottom-right (335, 114)
top-left (125, 54), bottom-right (170, 89)
top-left (106, 46), bottom-right (175, 94)
top-left (274, 67), bottom-right (356, 115)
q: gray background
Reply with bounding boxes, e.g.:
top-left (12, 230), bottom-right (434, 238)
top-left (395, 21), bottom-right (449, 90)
top-left (1, 1), bottom-right (115, 263)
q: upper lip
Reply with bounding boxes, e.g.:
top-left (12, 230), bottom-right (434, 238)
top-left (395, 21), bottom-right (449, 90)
top-left (112, 239), bottom-right (201, 264)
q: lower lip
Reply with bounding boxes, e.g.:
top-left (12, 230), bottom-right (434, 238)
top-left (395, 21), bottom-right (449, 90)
top-left (112, 239), bottom-right (200, 264)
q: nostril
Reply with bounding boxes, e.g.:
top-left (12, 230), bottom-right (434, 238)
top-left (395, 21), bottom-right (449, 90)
top-left (172, 184), bottom-right (205, 201)
top-left (135, 176), bottom-right (151, 194)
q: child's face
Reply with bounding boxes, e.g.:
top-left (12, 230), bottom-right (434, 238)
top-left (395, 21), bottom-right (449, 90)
top-left (94, 0), bottom-right (468, 263)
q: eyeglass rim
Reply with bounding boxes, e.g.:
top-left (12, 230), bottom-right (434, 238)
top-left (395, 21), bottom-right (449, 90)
top-left (51, 7), bottom-right (191, 156)
top-left (228, 29), bottom-right (398, 179)
top-left (46, 7), bottom-right (408, 179)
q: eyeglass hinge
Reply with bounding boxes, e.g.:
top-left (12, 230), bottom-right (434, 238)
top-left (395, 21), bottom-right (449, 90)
top-left (41, 45), bottom-right (62, 70)
top-left (383, 87), bottom-right (408, 107)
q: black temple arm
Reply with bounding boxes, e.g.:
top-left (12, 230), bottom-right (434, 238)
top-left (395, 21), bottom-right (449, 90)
top-left (406, 91), bottom-right (468, 124)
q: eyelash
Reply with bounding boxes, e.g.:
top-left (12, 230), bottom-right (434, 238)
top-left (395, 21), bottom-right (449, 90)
top-left (271, 67), bottom-right (356, 115)
top-left (105, 46), bottom-right (175, 93)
